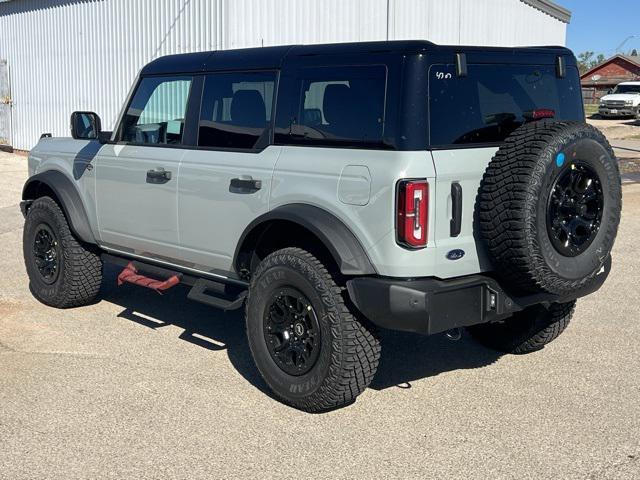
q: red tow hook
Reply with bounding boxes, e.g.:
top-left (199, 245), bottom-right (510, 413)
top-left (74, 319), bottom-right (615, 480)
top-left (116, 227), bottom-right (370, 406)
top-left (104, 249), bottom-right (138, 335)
top-left (117, 262), bottom-right (180, 294)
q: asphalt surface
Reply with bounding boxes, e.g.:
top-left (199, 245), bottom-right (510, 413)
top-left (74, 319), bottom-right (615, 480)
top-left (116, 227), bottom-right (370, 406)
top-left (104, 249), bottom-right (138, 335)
top-left (1, 152), bottom-right (639, 479)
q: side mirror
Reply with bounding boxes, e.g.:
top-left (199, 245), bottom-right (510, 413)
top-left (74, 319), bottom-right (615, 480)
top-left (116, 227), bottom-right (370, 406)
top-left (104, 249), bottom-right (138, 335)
top-left (70, 111), bottom-right (101, 140)
top-left (607, 89), bottom-right (614, 95)
top-left (98, 131), bottom-right (112, 143)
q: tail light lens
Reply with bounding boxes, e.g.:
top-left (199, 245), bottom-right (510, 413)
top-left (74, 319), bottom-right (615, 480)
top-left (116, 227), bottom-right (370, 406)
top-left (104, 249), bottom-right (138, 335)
top-left (524, 108), bottom-right (555, 121)
top-left (396, 179), bottom-right (428, 249)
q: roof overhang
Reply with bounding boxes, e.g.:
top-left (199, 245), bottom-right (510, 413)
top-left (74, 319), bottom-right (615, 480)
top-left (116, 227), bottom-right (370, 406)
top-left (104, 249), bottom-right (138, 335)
top-left (520, 0), bottom-right (571, 23)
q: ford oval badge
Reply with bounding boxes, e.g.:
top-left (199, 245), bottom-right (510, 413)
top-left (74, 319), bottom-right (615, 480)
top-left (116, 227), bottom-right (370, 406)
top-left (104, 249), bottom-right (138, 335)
top-left (446, 249), bottom-right (465, 261)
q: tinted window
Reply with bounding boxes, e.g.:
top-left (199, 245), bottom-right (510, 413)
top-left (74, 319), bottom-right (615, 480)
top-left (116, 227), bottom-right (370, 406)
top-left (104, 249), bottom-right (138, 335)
top-left (429, 64), bottom-right (583, 146)
top-left (120, 76), bottom-right (192, 145)
top-left (281, 65), bottom-right (387, 147)
top-left (198, 72), bottom-right (276, 150)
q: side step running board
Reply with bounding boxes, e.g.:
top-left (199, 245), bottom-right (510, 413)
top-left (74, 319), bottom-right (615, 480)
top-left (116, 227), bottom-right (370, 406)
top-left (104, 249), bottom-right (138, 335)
top-left (104, 253), bottom-right (249, 310)
top-left (117, 262), bottom-right (181, 293)
top-left (187, 279), bottom-right (247, 311)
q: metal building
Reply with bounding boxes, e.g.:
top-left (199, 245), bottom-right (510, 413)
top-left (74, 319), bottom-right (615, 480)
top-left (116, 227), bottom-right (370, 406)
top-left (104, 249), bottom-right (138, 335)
top-left (0, 0), bottom-right (571, 151)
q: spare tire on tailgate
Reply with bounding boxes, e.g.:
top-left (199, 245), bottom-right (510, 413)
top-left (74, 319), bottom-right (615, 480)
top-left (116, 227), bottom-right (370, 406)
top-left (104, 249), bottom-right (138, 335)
top-left (478, 120), bottom-right (621, 295)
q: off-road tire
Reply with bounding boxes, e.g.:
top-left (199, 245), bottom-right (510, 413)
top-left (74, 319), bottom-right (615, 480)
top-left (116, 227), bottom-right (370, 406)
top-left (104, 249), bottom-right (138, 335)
top-left (245, 247), bottom-right (381, 412)
top-left (479, 121), bottom-right (621, 295)
top-left (23, 196), bottom-right (102, 308)
top-left (467, 300), bottom-right (576, 354)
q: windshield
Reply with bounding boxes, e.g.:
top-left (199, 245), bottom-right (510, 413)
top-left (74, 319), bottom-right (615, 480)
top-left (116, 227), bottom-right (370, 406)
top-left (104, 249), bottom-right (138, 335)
top-left (612, 84), bottom-right (640, 94)
top-left (429, 64), bottom-right (583, 146)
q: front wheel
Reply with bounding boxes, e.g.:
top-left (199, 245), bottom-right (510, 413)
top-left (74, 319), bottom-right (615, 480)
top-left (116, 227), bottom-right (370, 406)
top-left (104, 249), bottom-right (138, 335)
top-left (467, 301), bottom-right (576, 354)
top-left (23, 196), bottom-right (103, 308)
top-left (245, 247), bottom-right (381, 412)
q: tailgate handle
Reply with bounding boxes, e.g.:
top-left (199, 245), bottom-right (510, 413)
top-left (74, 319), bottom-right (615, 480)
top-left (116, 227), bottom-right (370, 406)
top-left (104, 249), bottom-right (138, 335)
top-left (450, 182), bottom-right (462, 237)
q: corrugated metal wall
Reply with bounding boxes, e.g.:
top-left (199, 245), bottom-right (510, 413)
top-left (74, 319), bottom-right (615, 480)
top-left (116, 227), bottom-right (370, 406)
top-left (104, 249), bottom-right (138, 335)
top-left (0, 0), bottom-right (567, 150)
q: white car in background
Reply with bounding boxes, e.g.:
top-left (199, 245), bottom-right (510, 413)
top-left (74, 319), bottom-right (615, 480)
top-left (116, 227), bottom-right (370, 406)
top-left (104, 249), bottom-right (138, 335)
top-left (599, 81), bottom-right (640, 118)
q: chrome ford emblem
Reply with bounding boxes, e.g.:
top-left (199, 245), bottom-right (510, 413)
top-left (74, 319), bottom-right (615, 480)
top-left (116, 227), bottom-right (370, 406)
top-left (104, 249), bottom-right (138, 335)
top-left (446, 249), bottom-right (465, 261)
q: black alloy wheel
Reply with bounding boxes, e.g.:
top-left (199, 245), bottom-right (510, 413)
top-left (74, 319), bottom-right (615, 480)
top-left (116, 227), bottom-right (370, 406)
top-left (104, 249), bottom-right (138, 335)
top-left (263, 287), bottom-right (321, 376)
top-left (547, 162), bottom-right (604, 257)
top-left (33, 224), bottom-right (60, 284)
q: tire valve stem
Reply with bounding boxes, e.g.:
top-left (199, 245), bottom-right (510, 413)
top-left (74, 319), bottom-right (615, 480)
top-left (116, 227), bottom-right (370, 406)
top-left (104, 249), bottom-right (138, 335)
top-left (445, 328), bottom-right (462, 341)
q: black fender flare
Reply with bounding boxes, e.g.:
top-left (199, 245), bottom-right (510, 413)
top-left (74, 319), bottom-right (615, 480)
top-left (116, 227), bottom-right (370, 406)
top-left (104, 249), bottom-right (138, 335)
top-left (22, 170), bottom-right (96, 244)
top-left (234, 204), bottom-right (377, 276)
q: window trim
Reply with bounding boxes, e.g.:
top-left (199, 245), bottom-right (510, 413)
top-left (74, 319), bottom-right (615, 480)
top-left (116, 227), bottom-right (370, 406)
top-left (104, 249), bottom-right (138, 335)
top-left (193, 69), bottom-right (280, 154)
top-left (113, 73), bottom-right (197, 147)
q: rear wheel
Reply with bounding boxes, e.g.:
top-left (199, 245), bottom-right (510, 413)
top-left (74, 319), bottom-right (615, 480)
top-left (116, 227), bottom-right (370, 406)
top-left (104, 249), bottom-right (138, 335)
top-left (23, 196), bottom-right (102, 308)
top-left (245, 247), bottom-right (381, 412)
top-left (467, 301), bottom-right (576, 354)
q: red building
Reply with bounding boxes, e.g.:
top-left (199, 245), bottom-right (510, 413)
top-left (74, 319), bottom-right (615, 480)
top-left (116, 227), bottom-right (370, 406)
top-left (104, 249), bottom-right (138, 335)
top-left (581, 54), bottom-right (640, 104)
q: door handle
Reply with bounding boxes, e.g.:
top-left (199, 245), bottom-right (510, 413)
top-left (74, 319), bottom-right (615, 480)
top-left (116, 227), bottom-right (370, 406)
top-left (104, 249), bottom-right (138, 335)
top-left (450, 182), bottom-right (462, 237)
top-left (230, 176), bottom-right (262, 193)
top-left (146, 168), bottom-right (172, 184)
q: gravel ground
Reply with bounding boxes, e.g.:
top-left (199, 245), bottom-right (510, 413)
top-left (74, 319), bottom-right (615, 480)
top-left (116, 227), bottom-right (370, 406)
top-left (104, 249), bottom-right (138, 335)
top-left (587, 117), bottom-right (640, 142)
top-left (586, 117), bottom-right (640, 181)
top-left (1, 151), bottom-right (639, 480)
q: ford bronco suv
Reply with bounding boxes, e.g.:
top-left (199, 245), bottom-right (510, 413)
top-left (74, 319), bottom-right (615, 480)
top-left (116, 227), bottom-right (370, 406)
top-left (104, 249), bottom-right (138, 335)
top-left (21, 41), bottom-right (621, 412)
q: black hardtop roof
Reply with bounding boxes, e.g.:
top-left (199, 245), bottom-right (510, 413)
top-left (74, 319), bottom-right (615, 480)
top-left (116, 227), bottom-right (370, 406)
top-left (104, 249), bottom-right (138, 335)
top-left (140, 40), bottom-right (574, 76)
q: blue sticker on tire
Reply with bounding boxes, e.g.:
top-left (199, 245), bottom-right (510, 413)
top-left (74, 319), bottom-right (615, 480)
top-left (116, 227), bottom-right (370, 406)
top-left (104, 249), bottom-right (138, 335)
top-left (556, 152), bottom-right (566, 167)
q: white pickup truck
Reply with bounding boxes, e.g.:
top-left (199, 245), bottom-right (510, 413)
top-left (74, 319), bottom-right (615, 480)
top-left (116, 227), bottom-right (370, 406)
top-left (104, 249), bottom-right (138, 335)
top-left (599, 81), bottom-right (640, 118)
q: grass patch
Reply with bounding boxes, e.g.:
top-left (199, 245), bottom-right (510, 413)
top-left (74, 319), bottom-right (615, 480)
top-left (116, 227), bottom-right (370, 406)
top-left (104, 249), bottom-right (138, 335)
top-left (584, 104), bottom-right (599, 116)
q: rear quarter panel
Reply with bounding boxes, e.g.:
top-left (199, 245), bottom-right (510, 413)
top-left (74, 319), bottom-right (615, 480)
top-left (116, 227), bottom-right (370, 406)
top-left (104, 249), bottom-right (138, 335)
top-left (271, 146), bottom-right (496, 279)
top-left (271, 146), bottom-right (439, 277)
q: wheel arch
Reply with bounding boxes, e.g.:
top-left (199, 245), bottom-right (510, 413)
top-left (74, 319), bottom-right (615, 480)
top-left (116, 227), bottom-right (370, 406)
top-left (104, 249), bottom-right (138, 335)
top-left (22, 170), bottom-right (96, 244)
top-left (234, 204), bottom-right (377, 277)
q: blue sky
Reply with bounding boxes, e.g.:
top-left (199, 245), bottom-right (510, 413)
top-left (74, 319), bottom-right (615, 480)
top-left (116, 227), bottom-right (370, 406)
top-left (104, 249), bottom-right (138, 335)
top-left (560, 0), bottom-right (640, 56)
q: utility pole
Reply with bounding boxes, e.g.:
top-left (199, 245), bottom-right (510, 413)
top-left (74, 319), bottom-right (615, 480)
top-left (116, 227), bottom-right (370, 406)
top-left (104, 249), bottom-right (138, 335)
top-left (615, 35), bottom-right (640, 54)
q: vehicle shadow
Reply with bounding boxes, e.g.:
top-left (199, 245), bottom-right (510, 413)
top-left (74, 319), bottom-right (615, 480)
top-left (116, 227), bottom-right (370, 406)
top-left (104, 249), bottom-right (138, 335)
top-left (369, 329), bottom-right (502, 390)
top-left (99, 264), bottom-right (273, 396)
top-left (100, 264), bottom-right (503, 396)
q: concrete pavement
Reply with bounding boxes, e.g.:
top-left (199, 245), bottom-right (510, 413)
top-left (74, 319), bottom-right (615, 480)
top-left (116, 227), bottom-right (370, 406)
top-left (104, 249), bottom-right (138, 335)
top-left (1, 152), bottom-right (639, 479)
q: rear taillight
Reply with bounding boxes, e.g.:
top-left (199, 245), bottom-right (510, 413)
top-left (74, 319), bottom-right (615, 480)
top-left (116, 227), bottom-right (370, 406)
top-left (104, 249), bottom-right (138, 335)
top-left (524, 108), bottom-right (556, 121)
top-left (396, 179), bottom-right (428, 249)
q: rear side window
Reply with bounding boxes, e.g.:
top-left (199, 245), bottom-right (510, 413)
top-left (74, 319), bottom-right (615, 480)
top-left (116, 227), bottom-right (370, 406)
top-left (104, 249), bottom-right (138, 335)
top-left (198, 71), bottom-right (276, 150)
top-left (281, 65), bottom-right (387, 148)
top-left (429, 64), bottom-right (583, 146)
top-left (119, 76), bottom-right (192, 145)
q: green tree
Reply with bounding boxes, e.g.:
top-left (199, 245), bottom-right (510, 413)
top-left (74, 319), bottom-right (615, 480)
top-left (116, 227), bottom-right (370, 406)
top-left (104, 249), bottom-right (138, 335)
top-left (577, 51), bottom-right (607, 75)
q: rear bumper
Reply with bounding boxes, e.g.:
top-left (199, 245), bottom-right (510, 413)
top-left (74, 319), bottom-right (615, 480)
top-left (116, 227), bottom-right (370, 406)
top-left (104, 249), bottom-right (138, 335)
top-left (346, 257), bottom-right (611, 336)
